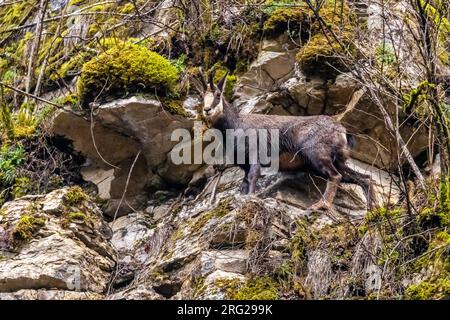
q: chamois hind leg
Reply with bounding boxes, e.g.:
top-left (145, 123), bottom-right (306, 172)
top-left (335, 163), bottom-right (377, 210)
top-left (309, 158), bottom-right (342, 211)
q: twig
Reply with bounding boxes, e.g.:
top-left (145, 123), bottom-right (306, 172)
top-left (112, 150), bottom-right (142, 221)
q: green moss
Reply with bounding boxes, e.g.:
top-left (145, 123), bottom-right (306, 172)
top-left (12, 214), bottom-right (45, 241)
top-left (66, 211), bottom-right (91, 223)
top-left (192, 276), bottom-right (207, 298)
top-left (274, 261), bottom-right (297, 291)
top-left (163, 99), bottom-right (189, 117)
top-left (402, 81), bottom-right (436, 115)
top-left (268, 2), bottom-right (358, 77)
top-left (12, 109), bottom-right (37, 139)
top-left (296, 33), bottom-right (356, 78)
top-left (0, 2), bottom-right (30, 41)
top-left (50, 52), bottom-right (90, 81)
top-left (56, 94), bottom-right (79, 108)
top-left (406, 276), bottom-right (450, 299)
top-left (215, 278), bottom-right (242, 299)
top-left (365, 207), bottom-right (403, 224)
top-left (69, 0), bottom-right (86, 6)
top-left (196, 5), bottom-right (262, 72)
top-left (64, 186), bottom-right (88, 206)
top-left (120, 3), bottom-right (135, 14)
top-left (263, 7), bottom-right (312, 37)
top-left (418, 177), bottom-right (450, 229)
top-left (234, 277), bottom-right (279, 300)
top-left (12, 177), bottom-right (30, 199)
top-left (416, 1), bottom-right (450, 64)
top-left (263, 0), bottom-right (296, 15)
top-left (406, 225), bottom-right (450, 299)
top-left (77, 42), bottom-right (179, 106)
top-left (264, 1), bottom-right (355, 38)
top-left (170, 228), bottom-right (185, 242)
top-left (190, 197), bottom-right (233, 233)
top-left (210, 197), bottom-right (233, 218)
top-left (290, 219), bottom-right (313, 261)
top-left (191, 212), bottom-right (214, 234)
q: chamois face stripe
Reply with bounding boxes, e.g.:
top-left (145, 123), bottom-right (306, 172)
top-left (203, 91), bottom-right (224, 120)
top-left (203, 92), bottom-right (214, 109)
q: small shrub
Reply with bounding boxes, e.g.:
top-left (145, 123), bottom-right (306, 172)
top-left (0, 144), bottom-right (24, 187)
top-left (375, 43), bottom-right (396, 65)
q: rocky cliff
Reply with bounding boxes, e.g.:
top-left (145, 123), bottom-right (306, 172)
top-left (0, 0), bottom-right (449, 300)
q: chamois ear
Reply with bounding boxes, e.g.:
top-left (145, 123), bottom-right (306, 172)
top-left (217, 72), bottom-right (228, 94)
top-left (208, 66), bottom-right (216, 91)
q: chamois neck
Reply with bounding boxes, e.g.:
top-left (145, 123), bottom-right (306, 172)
top-left (213, 99), bottom-right (240, 131)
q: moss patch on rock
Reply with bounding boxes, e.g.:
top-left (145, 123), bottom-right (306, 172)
top-left (64, 186), bottom-right (88, 206)
top-left (406, 276), bottom-right (450, 299)
top-left (295, 33), bottom-right (356, 78)
top-left (190, 198), bottom-right (233, 234)
top-left (264, 1), bottom-right (355, 38)
top-left (163, 99), bottom-right (189, 117)
top-left (12, 214), bottom-right (45, 241)
top-left (263, 6), bottom-right (312, 38)
top-left (234, 277), bottom-right (279, 300)
top-left (77, 42), bottom-right (179, 106)
top-left (67, 211), bottom-right (91, 223)
top-left (406, 231), bottom-right (450, 299)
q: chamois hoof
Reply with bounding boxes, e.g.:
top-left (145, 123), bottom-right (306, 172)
top-left (308, 200), bottom-right (332, 212)
top-left (239, 184), bottom-right (249, 194)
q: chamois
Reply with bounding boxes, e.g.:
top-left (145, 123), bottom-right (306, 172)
top-left (196, 68), bottom-right (376, 211)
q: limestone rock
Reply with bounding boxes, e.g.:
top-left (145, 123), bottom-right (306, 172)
top-left (0, 188), bottom-right (115, 295)
top-left (0, 289), bottom-right (102, 300)
top-left (234, 36), bottom-right (297, 115)
top-left (50, 96), bottom-right (200, 217)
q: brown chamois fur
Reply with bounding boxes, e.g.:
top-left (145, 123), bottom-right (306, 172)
top-left (196, 69), bottom-right (376, 211)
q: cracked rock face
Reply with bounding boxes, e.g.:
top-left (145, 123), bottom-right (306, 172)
top-left (0, 188), bottom-right (115, 299)
top-left (101, 159), bottom-right (399, 300)
top-left (0, 156), bottom-right (399, 300)
top-left (50, 96), bottom-right (200, 217)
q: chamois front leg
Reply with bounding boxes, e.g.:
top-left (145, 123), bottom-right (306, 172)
top-left (337, 163), bottom-right (378, 211)
top-left (309, 159), bottom-right (342, 211)
top-left (239, 167), bottom-right (250, 194)
top-left (247, 164), bottom-right (261, 194)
